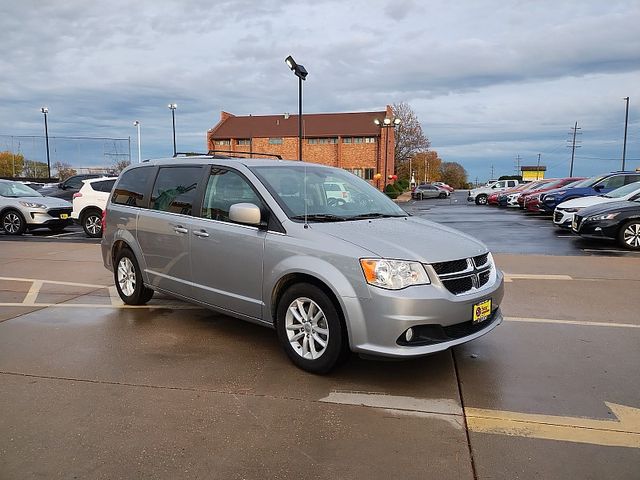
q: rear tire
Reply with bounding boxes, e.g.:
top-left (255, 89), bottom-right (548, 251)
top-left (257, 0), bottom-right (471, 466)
top-left (475, 194), bottom-right (488, 205)
top-left (618, 220), bottom-right (640, 250)
top-left (1, 210), bottom-right (26, 235)
top-left (439, 192), bottom-right (447, 199)
top-left (114, 248), bottom-right (154, 305)
top-left (81, 209), bottom-right (103, 238)
top-left (276, 283), bottom-right (349, 374)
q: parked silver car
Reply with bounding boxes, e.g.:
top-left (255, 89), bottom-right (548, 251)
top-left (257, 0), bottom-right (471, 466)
top-left (102, 157), bottom-right (504, 373)
top-left (0, 179), bottom-right (73, 235)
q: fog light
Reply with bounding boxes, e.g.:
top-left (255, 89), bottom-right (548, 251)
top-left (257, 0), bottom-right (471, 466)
top-left (405, 328), bottom-right (414, 342)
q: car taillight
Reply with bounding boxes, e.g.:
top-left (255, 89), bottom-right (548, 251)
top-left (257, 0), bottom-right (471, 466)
top-left (101, 209), bottom-right (107, 235)
top-left (342, 192), bottom-right (348, 198)
top-left (73, 192), bottom-right (82, 199)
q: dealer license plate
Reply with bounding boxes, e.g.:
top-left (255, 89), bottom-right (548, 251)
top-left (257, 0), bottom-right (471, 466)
top-left (59, 213), bottom-right (69, 219)
top-left (473, 299), bottom-right (492, 324)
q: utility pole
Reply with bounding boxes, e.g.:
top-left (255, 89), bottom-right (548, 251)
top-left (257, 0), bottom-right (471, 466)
top-left (515, 154), bottom-right (521, 176)
top-left (622, 97), bottom-right (629, 170)
top-left (490, 164), bottom-right (495, 180)
top-left (567, 122), bottom-right (581, 177)
top-left (536, 153), bottom-right (541, 180)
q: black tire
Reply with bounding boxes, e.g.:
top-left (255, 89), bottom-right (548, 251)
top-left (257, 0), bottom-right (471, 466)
top-left (113, 248), bottom-right (154, 305)
top-left (475, 194), bottom-right (488, 205)
top-left (276, 283), bottom-right (349, 374)
top-left (1, 209), bottom-right (26, 235)
top-left (618, 220), bottom-right (640, 250)
top-left (81, 209), bottom-right (103, 238)
top-left (439, 192), bottom-right (447, 199)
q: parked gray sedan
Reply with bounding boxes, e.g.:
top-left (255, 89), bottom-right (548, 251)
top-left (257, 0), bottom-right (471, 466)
top-left (0, 180), bottom-right (73, 235)
top-left (102, 157), bottom-right (504, 373)
top-left (412, 183), bottom-right (449, 200)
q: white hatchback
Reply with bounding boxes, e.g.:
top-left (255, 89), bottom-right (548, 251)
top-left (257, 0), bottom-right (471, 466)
top-left (72, 177), bottom-right (117, 237)
top-left (553, 181), bottom-right (640, 228)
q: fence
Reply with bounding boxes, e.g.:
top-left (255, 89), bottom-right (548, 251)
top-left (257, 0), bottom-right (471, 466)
top-left (0, 134), bottom-right (131, 179)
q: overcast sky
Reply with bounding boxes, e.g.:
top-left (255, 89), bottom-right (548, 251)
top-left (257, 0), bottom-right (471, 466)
top-left (1, 0), bottom-right (638, 181)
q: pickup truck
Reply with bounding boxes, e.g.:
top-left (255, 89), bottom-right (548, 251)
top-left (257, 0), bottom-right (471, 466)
top-left (468, 179), bottom-right (520, 205)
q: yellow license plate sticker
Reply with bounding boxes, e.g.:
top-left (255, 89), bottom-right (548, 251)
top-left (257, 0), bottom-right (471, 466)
top-left (59, 213), bottom-right (69, 219)
top-left (473, 299), bottom-right (492, 323)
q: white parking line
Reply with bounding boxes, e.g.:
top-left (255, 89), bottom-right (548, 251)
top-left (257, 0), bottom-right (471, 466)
top-left (504, 316), bottom-right (640, 329)
top-left (0, 302), bottom-right (202, 309)
top-left (45, 232), bottom-right (82, 238)
top-left (0, 276), bottom-right (106, 289)
top-left (22, 280), bottom-right (43, 305)
top-left (503, 274), bottom-right (572, 282)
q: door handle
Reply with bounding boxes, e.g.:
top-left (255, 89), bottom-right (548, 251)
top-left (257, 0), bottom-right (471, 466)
top-left (174, 226), bottom-right (188, 234)
top-left (193, 230), bottom-right (209, 238)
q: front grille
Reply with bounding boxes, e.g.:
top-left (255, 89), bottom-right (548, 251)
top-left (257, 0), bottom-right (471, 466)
top-left (431, 259), bottom-right (468, 275)
top-left (396, 310), bottom-right (499, 346)
top-left (47, 208), bottom-right (72, 217)
top-left (554, 211), bottom-right (563, 223)
top-left (429, 253), bottom-right (493, 296)
top-left (442, 276), bottom-right (473, 295)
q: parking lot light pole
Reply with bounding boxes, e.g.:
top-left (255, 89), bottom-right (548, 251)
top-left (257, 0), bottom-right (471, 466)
top-left (133, 121), bottom-right (141, 163)
top-left (168, 103), bottom-right (177, 157)
top-left (374, 117), bottom-right (401, 188)
top-left (40, 107), bottom-right (51, 179)
top-left (622, 97), bottom-right (629, 171)
top-left (285, 56), bottom-right (308, 161)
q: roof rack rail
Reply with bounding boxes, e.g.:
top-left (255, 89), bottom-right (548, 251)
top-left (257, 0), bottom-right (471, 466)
top-left (207, 149), bottom-right (282, 160)
top-left (173, 152), bottom-right (209, 157)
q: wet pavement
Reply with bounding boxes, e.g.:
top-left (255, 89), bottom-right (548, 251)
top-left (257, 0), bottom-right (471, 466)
top-left (1, 220), bottom-right (639, 478)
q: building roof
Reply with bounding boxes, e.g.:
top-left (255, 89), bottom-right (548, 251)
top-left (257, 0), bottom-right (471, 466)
top-left (209, 110), bottom-right (388, 139)
top-left (521, 165), bottom-right (547, 171)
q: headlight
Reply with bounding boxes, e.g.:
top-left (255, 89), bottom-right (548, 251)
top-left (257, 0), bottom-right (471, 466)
top-left (563, 208), bottom-right (579, 213)
top-left (586, 213), bottom-right (619, 221)
top-left (19, 201), bottom-right (47, 209)
top-left (544, 195), bottom-right (554, 202)
top-left (360, 259), bottom-right (430, 290)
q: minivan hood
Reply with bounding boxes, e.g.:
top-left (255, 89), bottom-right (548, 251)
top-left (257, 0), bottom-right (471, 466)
top-left (311, 216), bottom-right (487, 263)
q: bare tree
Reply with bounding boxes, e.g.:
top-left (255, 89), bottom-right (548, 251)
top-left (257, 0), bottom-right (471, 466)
top-left (112, 159), bottom-right (131, 174)
top-left (53, 161), bottom-right (77, 181)
top-left (439, 162), bottom-right (469, 189)
top-left (393, 102), bottom-right (431, 167)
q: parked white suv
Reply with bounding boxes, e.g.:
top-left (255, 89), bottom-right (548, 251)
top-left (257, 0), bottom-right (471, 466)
top-left (72, 177), bottom-right (117, 237)
top-left (468, 179), bottom-right (519, 205)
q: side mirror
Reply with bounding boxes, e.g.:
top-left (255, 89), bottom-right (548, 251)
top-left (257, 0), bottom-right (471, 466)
top-left (229, 203), bottom-right (261, 226)
top-left (593, 184), bottom-right (603, 192)
top-left (58, 182), bottom-right (64, 189)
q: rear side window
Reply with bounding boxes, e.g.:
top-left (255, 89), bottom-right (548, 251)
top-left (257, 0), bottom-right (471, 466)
top-left (92, 179), bottom-right (116, 192)
top-left (625, 174), bottom-right (640, 185)
top-left (112, 167), bottom-right (152, 207)
top-left (150, 167), bottom-right (202, 215)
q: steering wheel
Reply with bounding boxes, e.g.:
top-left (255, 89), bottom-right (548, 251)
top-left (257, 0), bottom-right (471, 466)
top-left (328, 198), bottom-right (346, 207)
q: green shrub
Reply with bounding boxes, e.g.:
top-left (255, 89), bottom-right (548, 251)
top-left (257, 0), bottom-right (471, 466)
top-left (384, 184), bottom-right (400, 199)
top-left (397, 179), bottom-right (409, 191)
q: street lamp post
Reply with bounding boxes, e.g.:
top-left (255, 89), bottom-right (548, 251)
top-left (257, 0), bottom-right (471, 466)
top-left (40, 107), bottom-right (51, 179)
top-left (285, 56), bottom-right (308, 162)
top-left (374, 116), bottom-right (401, 188)
top-left (168, 103), bottom-right (177, 157)
top-left (622, 97), bottom-right (630, 171)
top-left (133, 121), bottom-right (141, 163)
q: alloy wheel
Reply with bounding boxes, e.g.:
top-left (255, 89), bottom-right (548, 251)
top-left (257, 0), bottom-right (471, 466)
top-left (3, 213), bottom-right (21, 234)
top-left (623, 223), bottom-right (640, 248)
top-left (285, 297), bottom-right (330, 360)
top-left (117, 257), bottom-right (136, 297)
top-left (85, 215), bottom-right (102, 235)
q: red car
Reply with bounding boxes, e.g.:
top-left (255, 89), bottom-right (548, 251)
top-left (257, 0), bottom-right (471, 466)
top-left (433, 182), bottom-right (454, 192)
top-left (522, 177), bottom-right (585, 212)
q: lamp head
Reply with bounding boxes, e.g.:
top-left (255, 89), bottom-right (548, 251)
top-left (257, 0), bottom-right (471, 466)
top-left (168, 103), bottom-right (177, 110)
top-left (383, 118), bottom-right (391, 126)
top-left (41, 107), bottom-right (48, 114)
top-left (133, 121), bottom-right (140, 127)
top-left (373, 119), bottom-right (381, 126)
top-left (394, 118), bottom-right (401, 126)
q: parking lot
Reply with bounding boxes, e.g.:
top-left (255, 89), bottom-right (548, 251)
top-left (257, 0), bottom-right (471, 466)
top-left (1, 198), bottom-right (639, 479)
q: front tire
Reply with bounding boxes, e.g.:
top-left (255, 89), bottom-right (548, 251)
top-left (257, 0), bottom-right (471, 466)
top-left (475, 194), bottom-right (488, 205)
top-left (1, 210), bottom-right (26, 235)
top-left (276, 283), bottom-right (348, 374)
top-left (618, 220), bottom-right (640, 250)
top-left (114, 248), bottom-right (154, 305)
top-left (439, 192), bottom-right (447, 199)
top-left (81, 209), bottom-right (103, 238)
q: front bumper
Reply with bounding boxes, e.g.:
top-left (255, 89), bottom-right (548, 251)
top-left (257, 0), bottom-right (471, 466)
top-left (343, 271), bottom-right (505, 358)
top-left (553, 209), bottom-right (576, 228)
top-left (572, 217), bottom-right (618, 240)
top-left (26, 208), bottom-right (73, 228)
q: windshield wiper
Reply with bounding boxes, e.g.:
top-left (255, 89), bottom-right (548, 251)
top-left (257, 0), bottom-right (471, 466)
top-left (349, 212), bottom-right (407, 220)
top-left (290, 213), bottom-right (348, 222)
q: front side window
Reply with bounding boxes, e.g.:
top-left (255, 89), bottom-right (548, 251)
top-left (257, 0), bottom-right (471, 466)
top-left (112, 167), bottom-right (152, 207)
top-left (150, 167), bottom-right (201, 215)
top-left (598, 175), bottom-right (625, 190)
top-left (201, 169), bottom-right (263, 222)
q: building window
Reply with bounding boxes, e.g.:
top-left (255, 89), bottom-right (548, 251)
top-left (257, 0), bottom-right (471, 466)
top-left (308, 137), bottom-right (337, 144)
top-left (352, 168), bottom-right (364, 178)
top-left (364, 137), bottom-right (376, 143)
top-left (237, 139), bottom-right (250, 146)
top-left (343, 137), bottom-right (370, 144)
top-left (364, 168), bottom-right (374, 180)
top-left (269, 137), bottom-right (283, 145)
top-left (215, 139), bottom-right (231, 146)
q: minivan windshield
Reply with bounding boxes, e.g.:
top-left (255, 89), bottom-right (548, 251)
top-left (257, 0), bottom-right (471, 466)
top-left (0, 181), bottom-right (43, 198)
top-left (250, 165), bottom-right (407, 221)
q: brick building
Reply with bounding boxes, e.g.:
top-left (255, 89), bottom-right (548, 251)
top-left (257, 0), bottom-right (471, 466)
top-left (206, 105), bottom-right (397, 188)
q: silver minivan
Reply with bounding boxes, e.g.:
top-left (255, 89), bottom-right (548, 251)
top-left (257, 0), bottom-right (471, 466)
top-left (102, 156), bottom-right (504, 373)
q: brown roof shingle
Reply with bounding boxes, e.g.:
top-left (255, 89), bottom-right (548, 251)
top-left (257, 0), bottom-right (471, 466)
top-left (210, 110), bottom-right (387, 139)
